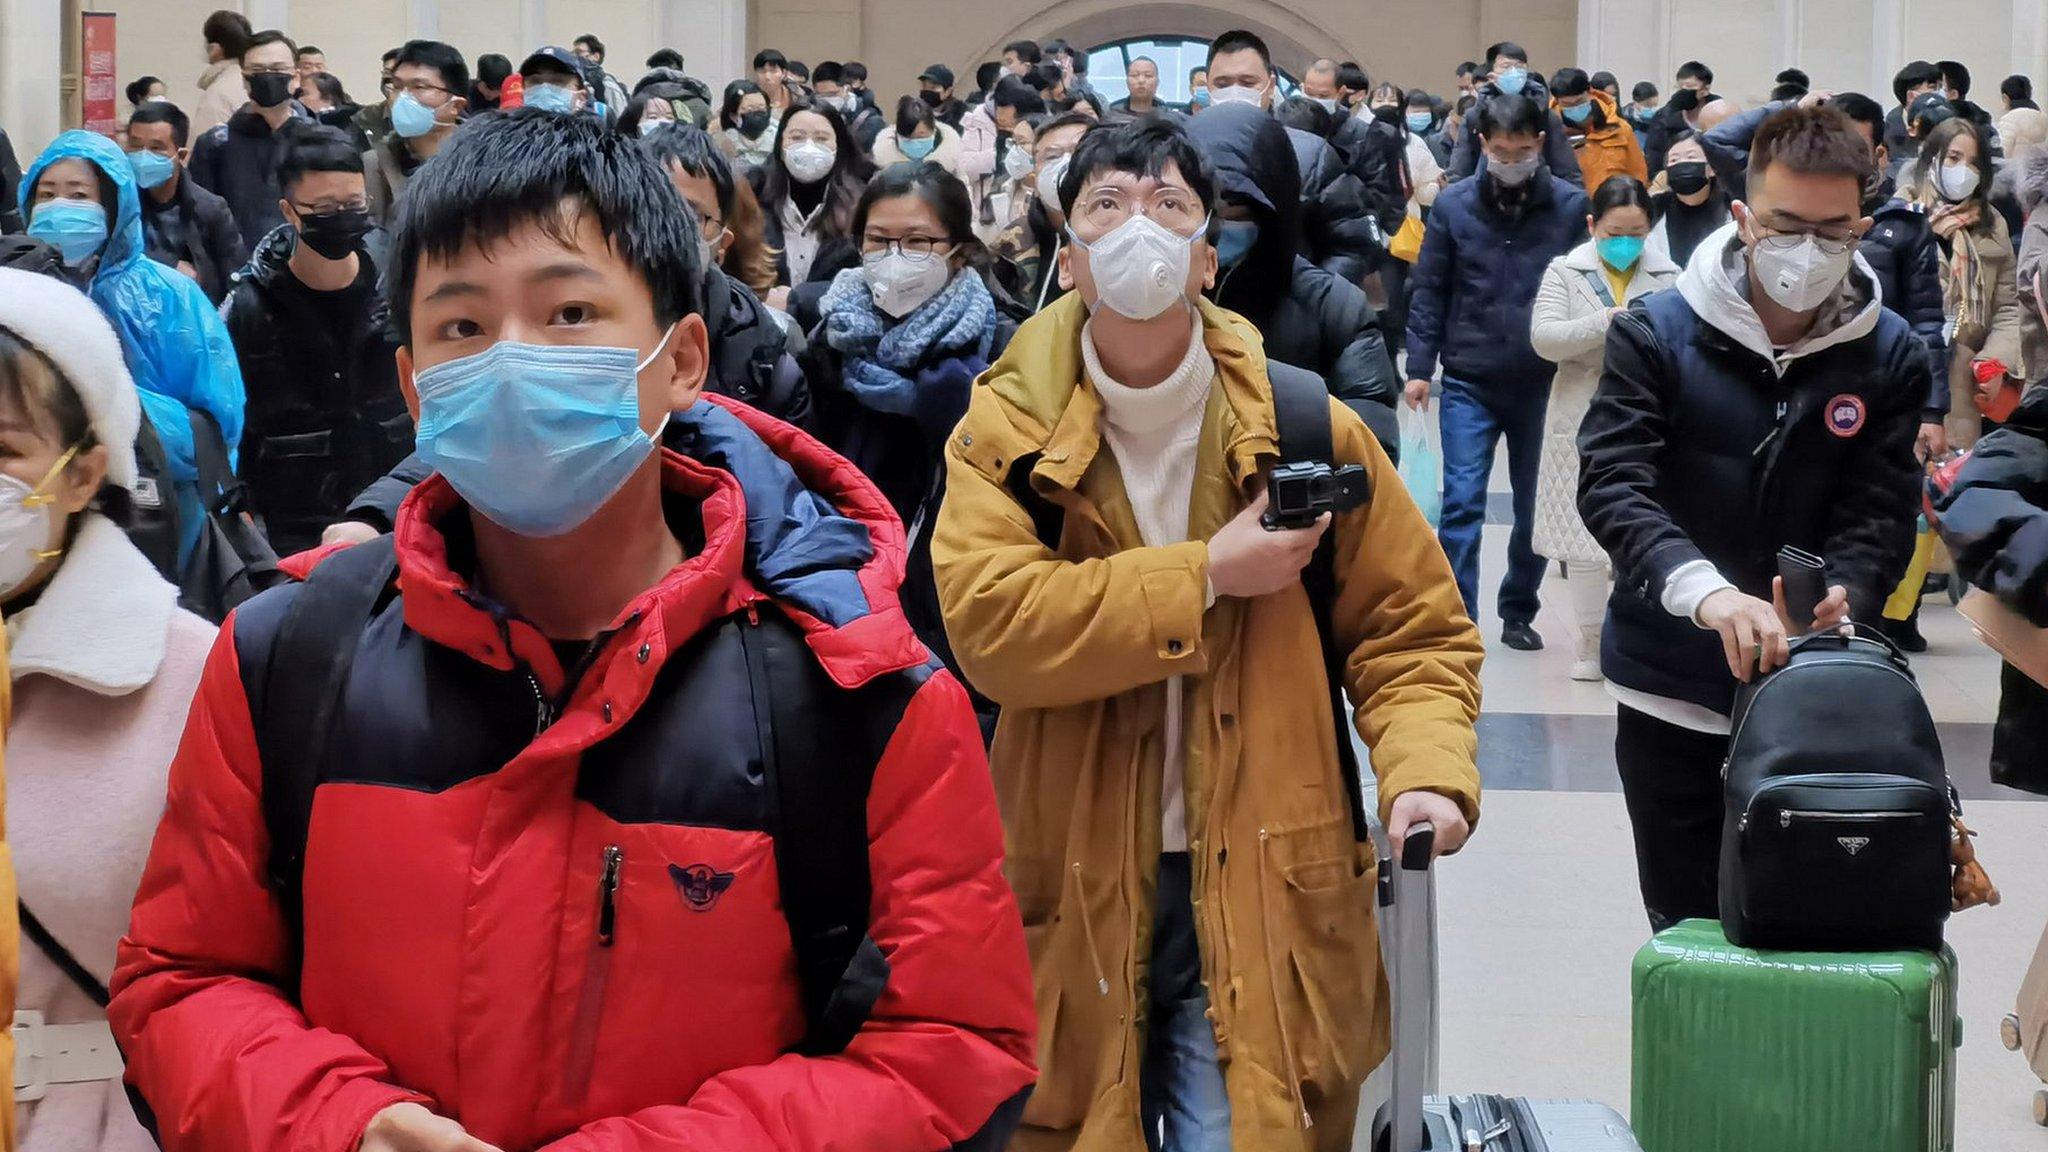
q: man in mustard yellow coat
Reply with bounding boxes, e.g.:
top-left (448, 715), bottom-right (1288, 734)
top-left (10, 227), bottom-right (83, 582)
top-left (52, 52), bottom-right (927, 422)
top-left (934, 118), bottom-right (1485, 1152)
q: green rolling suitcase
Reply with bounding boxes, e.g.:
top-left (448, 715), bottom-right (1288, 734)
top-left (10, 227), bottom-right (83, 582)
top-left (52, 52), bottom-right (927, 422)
top-left (1630, 919), bottom-right (1960, 1152)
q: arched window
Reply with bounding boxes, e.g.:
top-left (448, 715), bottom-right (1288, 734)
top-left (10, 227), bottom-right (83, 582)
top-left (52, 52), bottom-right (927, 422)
top-left (1080, 36), bottom-right (1299, 107)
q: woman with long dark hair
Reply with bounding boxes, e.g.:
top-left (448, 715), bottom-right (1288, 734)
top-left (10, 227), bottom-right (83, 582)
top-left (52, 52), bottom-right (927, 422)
top-left (1910, 115), bottom-right (2024, 452)
top-left (750, 97), bottom-right (874, 289)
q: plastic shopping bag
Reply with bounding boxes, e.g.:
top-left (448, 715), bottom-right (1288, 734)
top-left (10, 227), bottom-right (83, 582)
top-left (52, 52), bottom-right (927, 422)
top-left (1398, 403), bottom-right (1442, 527)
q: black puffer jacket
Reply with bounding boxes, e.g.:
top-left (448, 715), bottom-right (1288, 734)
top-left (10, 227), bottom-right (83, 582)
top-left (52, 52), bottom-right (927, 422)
top-left (1934, 385), bottom-right (2048, 793)
top-left (0, 128), bottom-right (21, 233)
top-left (1289, 126), bottom-right (1383, 284)
top-left (220, 224), bottom-right (413, 555)
top-left (1579, 242), bottom-right (1926, 715)
top-left (701, 265), bottom-right (814, 428)
top-left (189, 107), bottom-right (311, 251)
top-left (139, 173), bottom-right (246, 304)
top-left (1327, 111), bottom-right (1411, 234)
top-left (1186, 104), bottom-right (1400, 445)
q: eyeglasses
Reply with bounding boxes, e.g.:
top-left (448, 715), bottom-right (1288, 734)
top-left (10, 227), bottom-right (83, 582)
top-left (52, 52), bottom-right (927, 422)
top-left (1753, 221), bottom-right (1859, 254)
top-left (392, 80), bottom-right (452, 100)
top-left (861, 236), bottom-right (955, 262)
top-left (1071, 186), bottom-right (1206, 237)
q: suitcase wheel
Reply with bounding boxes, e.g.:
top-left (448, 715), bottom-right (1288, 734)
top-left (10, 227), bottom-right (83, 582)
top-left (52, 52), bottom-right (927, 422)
top-left (2004, 1013), bottom-right (2024, 1052)
top-left (2034, 1090), bottom-right (2048, 1128)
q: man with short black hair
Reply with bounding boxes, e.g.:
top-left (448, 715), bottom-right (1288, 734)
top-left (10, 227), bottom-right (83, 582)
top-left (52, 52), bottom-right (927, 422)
top-left (124, 101), bottom-right (244, 302)
top-left (294, 45), bottom-right (326, 96)
top-left (2002, 73), bottom-right (2037, 112)
top-left (114, 106), bottom-right (1037, 1152)
top-left (1187, 65), bottom-right (1208, 110)
top-left (1886, 59), bottom-right (1944, 176)
top-left (1456, 60), bottom-right (1481, 96)
top-left (573, 33), bottom-right (632, 114)
top-left (222, 125), bottom-right (409, 557)
top-left (936, 113), bottom-right (1481, 1151)
top-left (1447, 39), bottom-right (1583, 180)
top-left (189, 28), bottom-right (308, 250)
top-left (366, 39), bottom-right (467, 226)
top-left (753, 48), bottom-right (793, 110)
top-left (1551, 65), bottom-right (1645, 191)
top-left (1001, 39), bottom-right (1041, 78)
top-left (1936, 58), bottom-right (2001, 143)
top-left (194, 8), bottom-right (253, 136)
top-left (1209, 28), bottom-right (1409, 232)
top-left (1106, 55), bottom-right (1179, 123)
top-left (647, 47), bottom-right (685, 72)
top-left (1406, 93), bottom-right (1590, 649)
top-left (1335, 60), bottom-right (1372, 111)
top-left (1579, 105), bottom-right (1925, 929)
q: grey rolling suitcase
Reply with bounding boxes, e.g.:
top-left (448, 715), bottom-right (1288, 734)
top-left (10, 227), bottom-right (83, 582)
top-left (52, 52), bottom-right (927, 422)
top-left (1368, 823), bottom-right (1644, 1152)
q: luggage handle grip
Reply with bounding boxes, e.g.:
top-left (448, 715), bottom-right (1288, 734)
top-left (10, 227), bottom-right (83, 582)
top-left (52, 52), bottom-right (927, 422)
top-left (1786, 624), bottom-right (1911, 670)
top-left (1398, 821), bottom-right (1437, 873)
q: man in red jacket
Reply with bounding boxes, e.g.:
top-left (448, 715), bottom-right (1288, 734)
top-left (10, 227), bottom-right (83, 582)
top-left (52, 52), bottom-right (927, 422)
top-left (110, 108), bottom-right (1035, 1152)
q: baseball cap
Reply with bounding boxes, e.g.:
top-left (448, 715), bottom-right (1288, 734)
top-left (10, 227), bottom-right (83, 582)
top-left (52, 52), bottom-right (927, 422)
top-left (1909, 91), bottom-right (1955, 130)
top-left (520, 46), bottom-right (585, 83)
top-left (919, 65), bottom-right (955, 88)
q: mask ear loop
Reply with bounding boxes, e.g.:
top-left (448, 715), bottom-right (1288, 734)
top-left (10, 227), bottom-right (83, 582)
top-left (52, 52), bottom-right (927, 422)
top-left (23, 442), bottom-right (85, 564)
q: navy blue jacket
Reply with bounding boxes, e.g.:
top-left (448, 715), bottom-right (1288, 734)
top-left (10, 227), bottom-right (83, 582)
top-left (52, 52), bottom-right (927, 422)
top-left (1404, 170), bottom-right (1588, 385)
top-left (1861, 198), bottom-right (1952, 416)
top-left (1578, 280), bottom-right (1927, 714)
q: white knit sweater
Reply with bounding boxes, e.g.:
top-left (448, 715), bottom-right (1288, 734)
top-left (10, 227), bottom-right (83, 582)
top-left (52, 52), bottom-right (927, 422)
top-left (1083, 315), bottom-right (1215, 853)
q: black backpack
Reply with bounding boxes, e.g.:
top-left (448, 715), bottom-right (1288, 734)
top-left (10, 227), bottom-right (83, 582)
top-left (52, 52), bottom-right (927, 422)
top-left (1003, 362), bottom-right (1380, 844)
top-left (179, 409), bottom-right (285, 623)
top-left (248, 537), bottom-right (1026, 1147)
top-left (1718, 631), bottom-right (1953, 952)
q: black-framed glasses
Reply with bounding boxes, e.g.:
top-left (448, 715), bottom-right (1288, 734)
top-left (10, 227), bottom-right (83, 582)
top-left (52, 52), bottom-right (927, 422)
top-left (392, 80), bottom-right (453, 100)
top-left (861, 236), bottom-right (954, 261)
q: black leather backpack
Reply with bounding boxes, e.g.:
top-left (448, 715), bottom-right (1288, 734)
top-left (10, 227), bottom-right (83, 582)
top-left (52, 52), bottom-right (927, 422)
top-left (1719, 631), bottom-right (1952, 952)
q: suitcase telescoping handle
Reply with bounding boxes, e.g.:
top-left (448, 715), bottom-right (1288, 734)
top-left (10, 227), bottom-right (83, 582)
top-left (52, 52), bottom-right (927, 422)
top-left (1385, 821), bottom-right (1436, 1152)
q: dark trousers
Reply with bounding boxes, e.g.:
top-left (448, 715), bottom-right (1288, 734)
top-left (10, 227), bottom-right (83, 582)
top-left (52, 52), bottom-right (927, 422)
top-left (1614, 705), bottom-right (1730, 932)
top-left (1437, 374), bottom-right (1547, 625)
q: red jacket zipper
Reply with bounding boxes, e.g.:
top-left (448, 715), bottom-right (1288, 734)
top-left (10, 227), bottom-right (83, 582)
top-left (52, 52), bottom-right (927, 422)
top-left (564, 845), bottom-right (623, 1097)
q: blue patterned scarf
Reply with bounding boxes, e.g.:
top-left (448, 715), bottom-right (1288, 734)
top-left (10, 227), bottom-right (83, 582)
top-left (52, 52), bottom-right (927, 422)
top-left (820, 266), bottom-right (997, 415)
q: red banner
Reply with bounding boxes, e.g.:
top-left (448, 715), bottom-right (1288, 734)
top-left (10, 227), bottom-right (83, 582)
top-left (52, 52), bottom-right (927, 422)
top-left (81, 12), bottom-right (117, 137)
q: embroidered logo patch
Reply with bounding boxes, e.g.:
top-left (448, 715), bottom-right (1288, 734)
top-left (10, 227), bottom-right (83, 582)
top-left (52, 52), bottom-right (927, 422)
top-left (669, 863), bottom-right (737, 912)
top-left (1825, 394), bottom-right (1867, 438)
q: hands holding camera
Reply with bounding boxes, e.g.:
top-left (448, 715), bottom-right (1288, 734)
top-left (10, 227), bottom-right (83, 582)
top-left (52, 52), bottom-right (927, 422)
top-left (1208, 491), bottom-right (1330, 599)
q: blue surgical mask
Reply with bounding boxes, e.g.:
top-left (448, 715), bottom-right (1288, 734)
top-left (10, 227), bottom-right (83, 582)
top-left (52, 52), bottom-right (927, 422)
top-left (1191, 88), bottom-right (1211, 108)
top-left (391, 91), bottom-right (441, 138)
top-left (1562, 102), bottom-right (1593, 125)
top-left (1215, 220), bottom-right (1259, 269)
top-left (899, 134), bottom-right (937, 161)
top-left (127, 149), bottom-right (177, 190)
top-left (1497, 68), bottom-right (1529, 96)
top-left (525, 83), bottom-right (577, 115)
top-left (1406, 112), bottom-right (1434, 133)
top-left (412, 328), bottom-right (677, 537)
top-left (1597, 234), bottom-right (1645, 271)
top-left (28, 200), bottom-right (109, 267)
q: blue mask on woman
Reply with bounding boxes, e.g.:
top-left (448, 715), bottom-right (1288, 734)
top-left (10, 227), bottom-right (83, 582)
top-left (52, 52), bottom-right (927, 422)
top-left (127, 149), bottom-right (176, 190)
top-left (28, 201), bottom-right (109, 267)
top-left (412, 329), bottom-right (677, 537)
top-left (1406, 112), bottom-right (1433, 133)
top-left (1597, 234), bottom-right (1645, 272)
top-left (899, 135), bottom-right (937, 161)
top-left (1215, 220), bottom-right (1259, 269)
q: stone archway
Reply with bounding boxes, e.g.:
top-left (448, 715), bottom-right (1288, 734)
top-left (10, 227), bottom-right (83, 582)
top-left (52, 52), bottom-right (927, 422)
top-left (967, 0), bottom-right (1364, 78)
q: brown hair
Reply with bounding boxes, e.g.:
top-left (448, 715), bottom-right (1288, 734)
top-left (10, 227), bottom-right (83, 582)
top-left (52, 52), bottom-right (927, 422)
top-left (723, 175), bottom-right (779, 295)
top-left (1910, 116), bottom-right (1993, 212)
top-left (1747, 105), bottom-right (1875, 185)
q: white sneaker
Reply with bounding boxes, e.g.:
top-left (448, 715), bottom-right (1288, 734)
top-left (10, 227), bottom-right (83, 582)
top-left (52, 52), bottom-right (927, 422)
top-left (1570, 632), bottom-right (1603, 682)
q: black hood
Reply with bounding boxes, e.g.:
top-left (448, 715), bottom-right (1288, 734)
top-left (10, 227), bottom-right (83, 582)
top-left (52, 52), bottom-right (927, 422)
top-left (1184, 101), bottom-right (1301, 317)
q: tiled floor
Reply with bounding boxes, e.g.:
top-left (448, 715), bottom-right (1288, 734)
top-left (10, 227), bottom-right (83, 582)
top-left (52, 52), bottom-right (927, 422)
top-left (1381, 488), bottom-right (2048, 1144)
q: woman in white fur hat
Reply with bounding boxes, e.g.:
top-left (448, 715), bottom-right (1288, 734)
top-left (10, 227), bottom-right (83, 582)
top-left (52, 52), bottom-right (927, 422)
top-left (0, 267), bottom-right (215, 1152)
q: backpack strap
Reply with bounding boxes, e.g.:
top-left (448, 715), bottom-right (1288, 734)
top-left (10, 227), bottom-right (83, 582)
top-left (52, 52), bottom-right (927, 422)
top-left (1579, 267), bottom-right (1618, 308)
top-left (736, 607), bottom-right (893, 1056)
top-left (1267, 361), bottom-right (1375, 845)
top-left (17, 902), bottom-right (109, 1008)
top-left (256, 535), bottom-right (400, 984)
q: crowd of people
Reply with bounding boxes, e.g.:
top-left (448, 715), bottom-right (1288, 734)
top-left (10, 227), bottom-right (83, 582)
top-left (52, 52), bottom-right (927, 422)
top-left (0, 7), bottom-right (2042, 1150)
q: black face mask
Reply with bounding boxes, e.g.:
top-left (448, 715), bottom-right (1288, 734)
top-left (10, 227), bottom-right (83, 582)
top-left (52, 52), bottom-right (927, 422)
top-left (919, 90), bottom-right (943, 108)
top-left (297, 208), bottom-right (374, 260)
top-left (249, 72), bottom-right (294, 109)
top-left (1666, 162), bottom-right (1711, 195)
top-left (1668, 88), bottom-right (1700, 114)
top-left (739, 110), bottom-right (771, 138)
